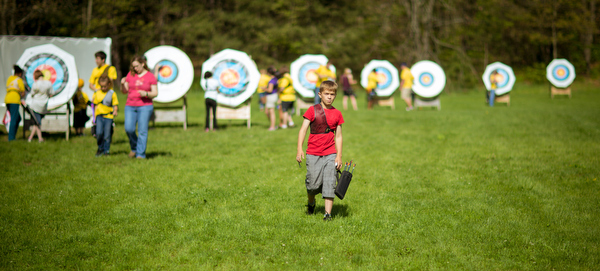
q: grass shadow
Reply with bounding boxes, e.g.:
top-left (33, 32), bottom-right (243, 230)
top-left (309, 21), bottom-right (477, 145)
top-left (146, 151), bottom-right (172, 159)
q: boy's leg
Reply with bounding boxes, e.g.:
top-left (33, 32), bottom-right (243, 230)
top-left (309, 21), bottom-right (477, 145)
top-left (96, 116), bottom-right (106, 153)
top-left (324, 198), bottom-right (334, 215)
top-left (103, 118), bottom-right (113, 154)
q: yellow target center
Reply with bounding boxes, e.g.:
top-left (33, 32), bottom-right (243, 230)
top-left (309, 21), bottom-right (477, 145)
top-left (557, 69), bottom-right (566, 77)
top-left (41, 69), bottom-right (52, 80)
top-left (159, 66), bottom-right (172, 77)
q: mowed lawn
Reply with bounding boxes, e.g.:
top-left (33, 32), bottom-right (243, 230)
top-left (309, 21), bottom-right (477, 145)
top-left (1, 82), bottom-right (599, 270)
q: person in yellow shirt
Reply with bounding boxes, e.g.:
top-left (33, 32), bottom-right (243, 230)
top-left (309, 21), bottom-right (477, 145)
top-left (400, 63), bottom-right (415, 111)
top-left (89, 51), bottom-right (117, 92)
top-left (4, 65), bottom-right (25, 141)
top-left (92, 75), bottom-right (119, 157)
top-left (72, 79), bottom-right (90, 136)
top-left (278, 69), bottom-right (296, 128)
top-left (487, 70), bottom-right (499, 107)
top-left (366, 69), bottom-right (379, 110)
top-left (314, 61), bottom-right (336, 105)
top-left (257, 69), bottom-right (270, 111)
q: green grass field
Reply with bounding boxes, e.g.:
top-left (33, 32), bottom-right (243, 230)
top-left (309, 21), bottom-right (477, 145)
top-left (1, 82), bottom-right (599, 270)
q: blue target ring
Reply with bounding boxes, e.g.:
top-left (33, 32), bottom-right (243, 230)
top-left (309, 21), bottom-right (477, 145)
top-left (156, 60), bottom-right (178, 84)
top-left (213, 60), bottom-right (249, 97)
top-left (298, 62), bottom-right (320, 89)
top-left (375, 67), bottom-right (392, 89)
top-left (419, 72), bottom-right (434, 87)
top-left (24, 54), bottom-right (68, 94)
top-left (552, 65), bottom-right (570, 81)
top-left (495, 69), bottom-right (510, 88)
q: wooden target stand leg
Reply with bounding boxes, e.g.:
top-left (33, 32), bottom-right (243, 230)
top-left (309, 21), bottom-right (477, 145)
top-left (295, 98), bottom-right (313, 116)
top-left (494, 94), bottom-right (510, 106)
top-left (375, 96), bottom-right (395, 110)
top-left (23, 103), bottom-right (71, 141)
top-left (152, 95), bottom-right (188, 130)
top-left (210, 100), bottom-right (251, 129)
top-left (550, 86), bottom-right (571, 99)
top-left (414, 97), bottom-right (441, 111)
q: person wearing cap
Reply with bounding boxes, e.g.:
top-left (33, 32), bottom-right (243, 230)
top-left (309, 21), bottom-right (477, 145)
top-left (72, 78), bottom-right (90, 136)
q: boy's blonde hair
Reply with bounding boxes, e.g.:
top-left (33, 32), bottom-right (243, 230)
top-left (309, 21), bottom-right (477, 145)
top-left (98, 75), bottom-right (113, 89)
top-left (319, 80), bottom-right (338, 93)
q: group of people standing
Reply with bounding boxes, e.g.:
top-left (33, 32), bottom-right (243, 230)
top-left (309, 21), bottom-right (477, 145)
top-left (256, 67), bottom-right (297, 131)
top-left (5, 51), bottom-right (156, 159)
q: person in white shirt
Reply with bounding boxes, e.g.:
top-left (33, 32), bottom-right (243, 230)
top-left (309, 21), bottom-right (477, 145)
top-left (203, 71), bottom-right (220, 132)
top-left (27, 70), bottom-right (54, 142)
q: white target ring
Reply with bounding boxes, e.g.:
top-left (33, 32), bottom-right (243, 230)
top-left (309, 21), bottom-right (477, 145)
top-left (145, 46), bottom-right (194, 103)
top-left (546, 59), bottom-right (576, 88)
top-left (17, 44), bottom-right (78, 110)
top-left (360, 60), bottom-right (400, 97)
top-left (290, 54), bottom-right (336, 98)
top-left (482, 62), bottom-right (516, 96)
top-left (411, 60), bottom-right (446, 98)
top-left (200, 49), bottom-right (260, 107)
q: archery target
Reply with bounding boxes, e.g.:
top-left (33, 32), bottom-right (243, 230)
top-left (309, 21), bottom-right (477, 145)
top-left (291, 54), bottom-right (336, 98)
top-left (360, 60), bottom-right (400, 97)
top-left (546, 59), bottom-right (575, 88)
top-left (17, 44), bottom-right (78, 110)
top-left (410, 60), bottom-right (446, 98)
top-left (200, 49), bottom-right (260, 107)
top-left (145, 46), bottom-right (194, 103)
top-left (482, 62), bottom-right (516, 96)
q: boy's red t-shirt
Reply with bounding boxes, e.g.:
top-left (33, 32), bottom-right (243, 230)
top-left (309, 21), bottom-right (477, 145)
top-left (303, 105), bottom-right (344, 156)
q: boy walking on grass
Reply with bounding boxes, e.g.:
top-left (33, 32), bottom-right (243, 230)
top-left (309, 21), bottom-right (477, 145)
top-left (92, 75), bottom-right (118, 157)
top-left (296, 80), bottom-right (344, 221)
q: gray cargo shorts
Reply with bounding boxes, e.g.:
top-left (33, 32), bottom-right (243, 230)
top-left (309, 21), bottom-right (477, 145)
top-left (305, 154), bottom-right (337, 198)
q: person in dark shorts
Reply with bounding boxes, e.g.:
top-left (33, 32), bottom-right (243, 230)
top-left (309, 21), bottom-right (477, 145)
top-left (72, 79), bottom-right (90, 136)
top-left (340, 68), bottom-right (358, 110)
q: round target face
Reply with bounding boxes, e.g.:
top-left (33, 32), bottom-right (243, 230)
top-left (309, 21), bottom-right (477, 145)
top-left (546, 59), bottom-right (576, 88)
top-left (17, 44), bottom-right (78, 110)
top-left (213, 60), bottom-right (250, 97)
top-left (410, 60), bottom-right (446, 98)
top-left (200, 49), bottom-right (260, 107)
top-left (145, 46), bottom-right (194, 103)
top-left (360, 60), bottom-right (400, 97)
top-left (156, 60), bottom-right (178, 84)
top-left (482, 62), bottom-right (515, 95)
top-left (291, 54), bottom-right (331, 98)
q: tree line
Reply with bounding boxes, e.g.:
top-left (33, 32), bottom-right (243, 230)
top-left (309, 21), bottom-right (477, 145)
top-left (1, 0), bottom-right (598, 90)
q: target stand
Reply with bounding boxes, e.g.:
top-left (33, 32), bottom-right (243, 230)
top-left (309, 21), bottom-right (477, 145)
top-left (494, 94), bottom-right (511, 106)
top-left (295, 98), bottom-right (313, 116)
top-left (22, 103), bottom-right (72, 140)
top-left (550, 86), bottom-right (571, 99)
top-left (375, 96), bottom-right (395, 110)
top-left (210, 100), bottom-right (251, 129)
top-left (414, 97), bottom-right (441, 111)
top-left (151, 96), bottom-right (188, 130)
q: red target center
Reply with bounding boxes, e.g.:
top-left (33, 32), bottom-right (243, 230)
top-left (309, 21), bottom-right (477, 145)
top-left (220, 69), bottom-right (240, 88)
top-left (36, 64), bottom-right (57, 84)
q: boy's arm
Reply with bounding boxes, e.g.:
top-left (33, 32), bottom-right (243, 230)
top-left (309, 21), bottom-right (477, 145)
top-left (335, 125), bottom-right (343, 170)
top-left (296, 118), bottom-right (311, 163)
top-left (113, 105), bottom-right (118, 117)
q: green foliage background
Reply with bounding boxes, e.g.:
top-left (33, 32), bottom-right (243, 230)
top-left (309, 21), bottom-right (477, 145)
top-left (2, 0), bottom-right (599, 89)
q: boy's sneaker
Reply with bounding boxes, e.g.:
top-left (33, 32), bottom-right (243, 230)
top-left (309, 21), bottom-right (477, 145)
top-left (307, 203), bottom-right (315, 215)
top-left (323, 213), bottom-right (332, 221)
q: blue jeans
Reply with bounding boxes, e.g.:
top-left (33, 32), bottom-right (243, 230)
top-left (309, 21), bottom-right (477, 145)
top-left (7, 104), bottom-right (21, 141)
top-left (125, 105), bottom-right (153, 158)
top-left (96, 115), bottom-right (113, 154)
top-left (314, 87), bottom-right (321, 105)
top-left (489, 90), bottom-right (495, 107)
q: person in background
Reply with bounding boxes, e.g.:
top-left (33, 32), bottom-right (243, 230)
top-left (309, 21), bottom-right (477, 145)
top-left (278, 68), bottom-right (296, 129)
top-left (264, 67), bottom-right (280, 131)
top-left (203, 71), bottom-right (220, 132)
top-left (257, 69), bottom-right (270, 112)
top-left (314, 61), bottom-right (336, 105)
top-left (92, 76), bottom-right (118, 157)
top-left (366, 69), bottom-right (379, 110)
top-left (487, 70), bottom-right (499, 107)
top-left (340, 68), bottom-right (358, 111)
top-left (121, 55), bottom-right (158, 159)
top-left (400, 62), bottom-right (414, 111)
top-left (27, 70), bottom-right (54, 142)
top-left (89, 51), bottom-right (117, 92)
top-left (72, 79), bottom-right (90, 136)
top-left (5, 65), bottom-right (25, 141)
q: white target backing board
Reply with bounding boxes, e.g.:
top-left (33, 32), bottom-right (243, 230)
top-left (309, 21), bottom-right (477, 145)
top-left (546, 59), bottom-right (576, 88)
top-left (16, 44), bottom-right (78, 110)
top-left (410, 60), bottom-right (446, 98)
top-left (145, 46), bottom-right (194, 103)
top-left (482, 62), bottom-right (516, 96)
top-left (360, 60), bottom-right (400, 97)
top-left (290, 54), bottom-right (336, 98)
top-left (200, 49), bottom-right (260, 107)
